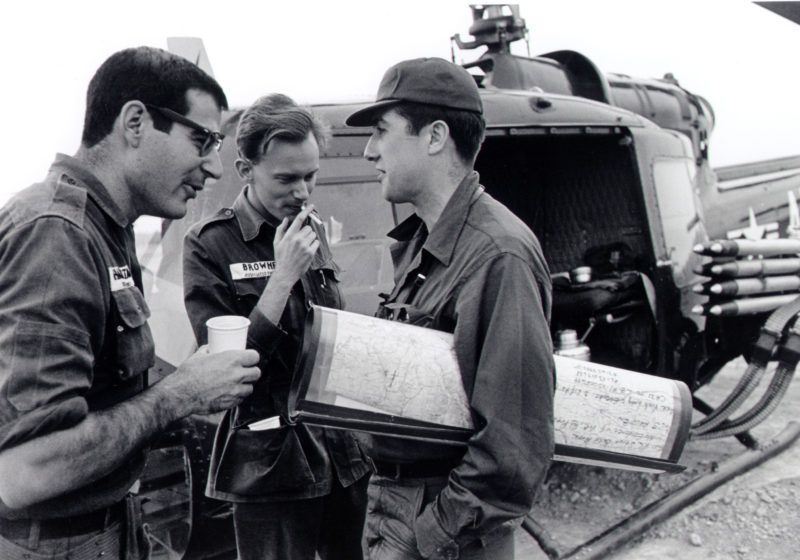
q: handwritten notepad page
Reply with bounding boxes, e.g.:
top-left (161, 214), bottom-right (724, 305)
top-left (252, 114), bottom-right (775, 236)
top-left (553, 355), bottom-right (688, 460)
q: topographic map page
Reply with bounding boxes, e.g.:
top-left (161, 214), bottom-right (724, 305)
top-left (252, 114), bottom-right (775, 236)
top-left (288, 305), bottom-right (475, 444)
top-left (288, 306), bottom-right (691, 471)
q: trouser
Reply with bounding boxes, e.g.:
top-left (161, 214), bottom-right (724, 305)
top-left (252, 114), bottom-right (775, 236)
top-left (0, 495), bottom-right (150, 560)
top-left (232, 474), bottom-right (370, 560)
top-left (365, 475), bottom-right (515, 560)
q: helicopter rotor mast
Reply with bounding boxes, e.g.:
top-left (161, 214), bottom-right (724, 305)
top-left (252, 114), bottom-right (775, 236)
top-left (451, 4), bottom-right (530, 58)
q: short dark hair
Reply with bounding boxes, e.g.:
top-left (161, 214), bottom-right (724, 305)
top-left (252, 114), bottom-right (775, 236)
top-left (392, 101), bottom-right (486, 164)
top-left (81, 46), bottom-right (228, 147)
top-left (236, 93), bottom-right (329, 163)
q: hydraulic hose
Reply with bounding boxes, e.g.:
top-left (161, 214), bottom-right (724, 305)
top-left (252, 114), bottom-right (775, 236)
top-left (691, 295), bottom-right (800, 435)
top-left (694, 321), bottom-right (800, 439)
top-left (690, 359), bottom-right (768, 435)
top-left (694, 363), bottom-right (795, 439)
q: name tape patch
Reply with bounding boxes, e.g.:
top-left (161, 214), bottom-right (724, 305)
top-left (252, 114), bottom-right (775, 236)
top-left (230, 261), bottom-right (276, 280)
top-left (109, 266), bottom-right (134, 291)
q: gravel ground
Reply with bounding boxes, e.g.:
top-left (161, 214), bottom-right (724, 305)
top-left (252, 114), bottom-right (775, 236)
top-left (616, 477), bottom-right (800, 559)
top-left (515, 357), bottom-right (800, 560)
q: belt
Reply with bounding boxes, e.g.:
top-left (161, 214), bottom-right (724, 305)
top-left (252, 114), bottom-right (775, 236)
top-left (372, 459), bottom-right (457, 479)
top-left (0, 502), bottom-right (123, 540)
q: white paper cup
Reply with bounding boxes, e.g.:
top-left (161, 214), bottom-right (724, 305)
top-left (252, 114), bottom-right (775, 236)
top-left (570, 266), bottom-right (592, 284)
top-left (206, 315), bottom-right (250, 353)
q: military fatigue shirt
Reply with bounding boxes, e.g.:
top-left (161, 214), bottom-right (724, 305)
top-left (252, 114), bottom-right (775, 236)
top-left (183, 186), bottom-right (370, 502)
top-left (369, 172), bottom-right (555, 556)
top-left (0, 154), bottom-right (155, 519)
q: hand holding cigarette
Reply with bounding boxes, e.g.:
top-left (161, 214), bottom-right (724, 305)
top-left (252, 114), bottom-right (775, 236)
top-left (272, 204), bottom-right (321, 284)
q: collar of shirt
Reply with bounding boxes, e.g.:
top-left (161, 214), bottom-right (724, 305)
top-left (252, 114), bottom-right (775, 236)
top-left (387, 171), bottom-right (482, 268)
top-left (51, 154), bottom-right (131, 228)
top-left (231, 185), bottom-right (336, 271)
top-left (232, 184), bottom-right (281, 242)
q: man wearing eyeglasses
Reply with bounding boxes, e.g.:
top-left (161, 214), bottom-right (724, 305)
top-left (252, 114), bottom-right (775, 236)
top-left (0, 47), bottom-right (261, 560)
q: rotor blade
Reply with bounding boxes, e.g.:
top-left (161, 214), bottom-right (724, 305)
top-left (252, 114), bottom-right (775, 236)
top-left (755, 2), bottom-right (800, 26)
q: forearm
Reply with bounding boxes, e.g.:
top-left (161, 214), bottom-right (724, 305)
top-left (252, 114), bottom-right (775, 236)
top-left (0, 380), bottom-right (184, 509)
top-left (254, 269), bottom-right (296, 324)
top-left (183, 264), bottom-right (287, 371)
top-left (183, 237), bottom-right (292, 348)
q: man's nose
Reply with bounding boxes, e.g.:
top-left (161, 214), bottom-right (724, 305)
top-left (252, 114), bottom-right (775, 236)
top-left (293, 180), bottom-right (310, 200)
top-left (364, 135), bottom-right (378, 162)
top-left (202, 149), bottom-right (224, 180)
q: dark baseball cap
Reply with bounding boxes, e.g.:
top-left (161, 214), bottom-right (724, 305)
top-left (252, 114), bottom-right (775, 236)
top-left (345, 57), bottom-right (483, 127)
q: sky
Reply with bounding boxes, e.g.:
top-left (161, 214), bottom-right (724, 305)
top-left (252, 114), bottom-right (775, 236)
top-left (1, 0), bottom-right (798, 207)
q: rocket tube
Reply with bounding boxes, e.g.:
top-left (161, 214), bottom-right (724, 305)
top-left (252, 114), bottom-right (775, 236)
top-left (693, 238), bottom-right (800, 257)
top-left (701, 276), bottom-right (800, 297)
top-left (698, 258), bottom-right (800, 278)
top-left (704, 294), bottom-right (799, 316)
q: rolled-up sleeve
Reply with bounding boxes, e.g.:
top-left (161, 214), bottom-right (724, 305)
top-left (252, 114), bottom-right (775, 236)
top-left (415, 253), bottom-right (555, 555)
top-left (0, 217), bottom-right (106, 452)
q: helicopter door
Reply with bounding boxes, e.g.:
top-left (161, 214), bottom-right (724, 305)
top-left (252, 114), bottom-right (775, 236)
top-left (651, 154), bottom-right (708, 292)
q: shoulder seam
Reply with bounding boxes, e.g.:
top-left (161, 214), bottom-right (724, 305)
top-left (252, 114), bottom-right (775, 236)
top-left (193, 207), bottom-right (236, 236)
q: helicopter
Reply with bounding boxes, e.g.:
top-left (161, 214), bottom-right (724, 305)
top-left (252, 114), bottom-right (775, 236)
top-left (134, 4), bottom-right (800, 558)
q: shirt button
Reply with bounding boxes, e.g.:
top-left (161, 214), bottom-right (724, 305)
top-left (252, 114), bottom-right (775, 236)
top-left (117, 325), bottom-right (124, 332)
top-left (438, 544), bottom-right (458, 559)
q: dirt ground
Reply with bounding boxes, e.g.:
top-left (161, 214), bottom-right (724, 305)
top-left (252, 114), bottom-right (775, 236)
top-left (515, 357), bottom-right (800, 560)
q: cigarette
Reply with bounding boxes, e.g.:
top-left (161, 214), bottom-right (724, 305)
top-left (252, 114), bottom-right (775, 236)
top-left (307, 210), bottom-right (324, 226)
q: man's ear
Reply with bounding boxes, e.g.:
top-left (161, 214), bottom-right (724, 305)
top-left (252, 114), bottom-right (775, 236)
top-left (235, 158), bottom-right (252, 180)
top-left (120, 101), bottom-right (147, 148)
top-left (427, 120), bottom-right (449, 155)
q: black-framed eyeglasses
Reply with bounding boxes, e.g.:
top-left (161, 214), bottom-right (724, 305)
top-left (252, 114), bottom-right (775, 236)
top-left (145, 104), bottom-right (224, 156)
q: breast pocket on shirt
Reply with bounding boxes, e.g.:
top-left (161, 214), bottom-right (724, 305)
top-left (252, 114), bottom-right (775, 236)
top-left (306, 267), bottom-right (342, 309)
top-left (112, 286), bottom-right (155, 380)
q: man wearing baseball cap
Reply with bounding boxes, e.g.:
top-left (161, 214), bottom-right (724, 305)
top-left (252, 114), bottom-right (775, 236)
top-left (347, 57), bottom-right (555, 560)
